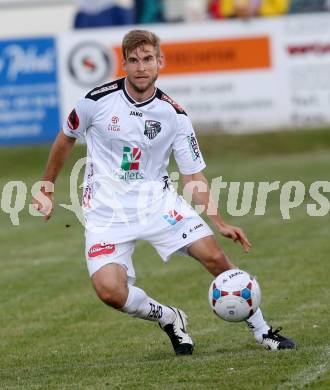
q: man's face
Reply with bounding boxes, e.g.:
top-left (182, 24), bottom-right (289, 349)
top-left (123, 44), bottom-right (163, 94)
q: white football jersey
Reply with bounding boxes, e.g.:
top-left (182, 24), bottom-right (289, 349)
top-left (63, 77), bottom-right (206, 226)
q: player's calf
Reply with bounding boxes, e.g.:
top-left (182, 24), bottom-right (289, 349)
top-left (92, 265), bottom-right (194, 355)
top-left (187, 236), bottom-right (235, 276)
top-left (121, 286), bottom-right (194, 355)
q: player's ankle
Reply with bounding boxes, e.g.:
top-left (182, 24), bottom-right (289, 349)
top-left (253, 329), bottom-right (268, 343)
top-left (158, 306), bottom-right (176, 327)
top-left (249, 325), bottom-right (270, 343)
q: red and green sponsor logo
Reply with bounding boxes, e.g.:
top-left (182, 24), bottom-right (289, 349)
top-left (116, 146), bottom-right (144, 180)
top-left (121, 146), bottom-right (141, 171)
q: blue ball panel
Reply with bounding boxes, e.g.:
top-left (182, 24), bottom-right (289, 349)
top-left (241, 288), bottom-right (251, 300)
top-left (213, 288), bottom-right (221, 300)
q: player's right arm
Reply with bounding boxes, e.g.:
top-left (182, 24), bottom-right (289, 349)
top-left (32, 129), bottom-right (76, 221)
top-left (33, 96), bottom-right (95, 220)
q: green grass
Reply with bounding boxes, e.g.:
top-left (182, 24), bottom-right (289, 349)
top-left (0, 128), bottom-right (330, 389)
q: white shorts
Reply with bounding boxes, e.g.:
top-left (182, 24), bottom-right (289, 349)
top-left (85, 194), bottom-right (213, 284)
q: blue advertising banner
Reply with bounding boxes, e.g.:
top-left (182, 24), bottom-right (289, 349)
top-left (0, 37), bottom-right (60, 145)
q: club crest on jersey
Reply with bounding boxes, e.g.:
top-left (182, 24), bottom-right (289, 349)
top-left (144, 120), bottom-right (161, 140)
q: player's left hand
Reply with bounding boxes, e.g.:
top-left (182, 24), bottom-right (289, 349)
top-left (217, 223), bottom-right (251, 253)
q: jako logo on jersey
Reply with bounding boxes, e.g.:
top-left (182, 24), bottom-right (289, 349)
top-left (130, 110), bottom-right (142, 117)
top-left (144, 120), bottom-right (161, 140)
top-left (88, 243), bottom-right (115, 258)
top-left (163, 209), bottom-right (184, 225)
top-left (121, 146), bottom-right (142, 171)
top-left (67, 109), bottom-right (79, 130)
top-left (187, 133), bottom-right (200, 161)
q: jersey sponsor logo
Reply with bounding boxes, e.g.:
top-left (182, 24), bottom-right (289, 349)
top-left (91, 83), bottom-right (118, 96)
top-left (161, 93), bottom-right (185, 113)
top-left (121, 146), bottom-right (141, 171)
top-left (163, 209), bottom-right (184, 225)
top-left (67, 109), bottom-right (79, 130)
top-left (144, 120), bottom-right (161, 140)
top-left (187, 133), bottom-right (200, 161)
top-left (111, 146), bottom-right (144, 181)
top-left (88, 243), bottom-right (115, 258)
top-left (113, 170), bottom-right (144, 181)
top-left (130, 110), bottom-right (142, 117)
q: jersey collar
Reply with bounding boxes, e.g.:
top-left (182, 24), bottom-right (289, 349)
top-left (123, 78), bottom-right (157, 107)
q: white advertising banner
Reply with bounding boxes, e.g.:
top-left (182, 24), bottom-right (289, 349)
top-left (279, 14), bottom-right (330, 129)
top-left (58, 13), bottom-right (330, 133)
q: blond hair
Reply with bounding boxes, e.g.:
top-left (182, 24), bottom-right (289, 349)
top-left (122, 29), bottom-right (161, 60)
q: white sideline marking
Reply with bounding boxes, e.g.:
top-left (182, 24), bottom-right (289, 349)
top-left (278, 346), bottom-right (330, 389)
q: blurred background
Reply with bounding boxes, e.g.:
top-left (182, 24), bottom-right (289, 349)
top-left (0, 0), bottom-right (330, 145)
top-left (1, 1), bottom-right (330, 36)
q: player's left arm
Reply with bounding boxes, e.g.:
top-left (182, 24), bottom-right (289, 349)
top-left (182, 171), bottom-right (251, 252)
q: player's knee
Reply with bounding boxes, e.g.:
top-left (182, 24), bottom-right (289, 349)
top-left (94, 282), bottom-right (128, 309)
top-left (91, 263), bottom-right (129, 308)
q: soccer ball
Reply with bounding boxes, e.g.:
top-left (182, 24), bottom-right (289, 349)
top-left (209, 269), bottom-right (261, 322)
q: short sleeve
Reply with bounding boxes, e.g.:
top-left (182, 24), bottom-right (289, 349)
top-left (63, 97), bottom-right (96, 140)
top-left (172, 114), bottom-right (206, 175)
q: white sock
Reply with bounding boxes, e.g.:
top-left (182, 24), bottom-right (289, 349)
top-left (245, 308), bottom-right (270, 343)
top-left (121, 285), bottom-right (176, 327)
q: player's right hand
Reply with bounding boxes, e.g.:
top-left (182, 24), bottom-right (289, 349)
top-left (32, 184), bottom-right (54, 221)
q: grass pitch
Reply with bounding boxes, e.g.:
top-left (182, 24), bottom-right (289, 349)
top-left (0, 128), bottom-right (329, 389)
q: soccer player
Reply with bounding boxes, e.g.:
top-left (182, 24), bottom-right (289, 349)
top-left (33, 29), bottom-right (295, 355)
